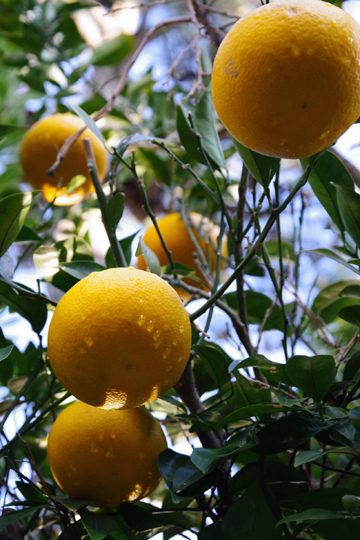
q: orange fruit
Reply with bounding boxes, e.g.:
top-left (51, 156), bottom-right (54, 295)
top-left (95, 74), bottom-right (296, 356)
top-left (47, 267), bottom-right (191, 409)
top-left (212, 0), bottom-right (360, 159)
top-left (137, 213), bottom-right (224, 294)
top-left (47, 401), bottom-right (167, 508)
top-left (20, 113), bottom-right (108, 205)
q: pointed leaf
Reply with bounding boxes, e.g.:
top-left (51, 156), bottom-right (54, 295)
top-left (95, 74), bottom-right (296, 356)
top-left (0, 191), bottom-right (40, 258)
top-left (0, 345), bottom-right (14, 362)
top-left (115, 134), bottom-right (155, 158)
top-left (106, 193), bottom-right (125, 230)
top-left (0, 506), bottom-right (43, 531)
top-left (286, 355), bottom-right (336, 402)
top-left (136, 236), bottom-right (161, 276)
top-left (67, 103), bottom-right (104, 145)
top-left (305, 249), bottom-right (360, 275)
top-left (176, 104), bottom-right (204, 164)
top-left (342, 495), bottom-right (360, 514)
top-left (193, 90), bottom-right (226, 170)
top-left (232, 138), bottom-right (280, 188)
top-left (301, 151), bottom-right (353, 232)
top-left (349, 407), bottom-right (360, 432)
top-left (0, 281), bottom-right (48, 334)
top-left (335, 184), bottom-right (360, 248)
top-left (80, 512), bottom-right (118, 540)
top-left (59, 261), bottom-right (106, 281)
top-left (277, 508), bottom-right (345, 525)
top-left (338, 305), bottom-right (360, 326)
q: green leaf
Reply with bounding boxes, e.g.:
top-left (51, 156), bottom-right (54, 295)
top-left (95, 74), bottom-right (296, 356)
top-left (0, 345), bottom-right (13, 361)
top-left (344, 351), bottom-right (360, 381)
top-left (0, 191), bottom-right (40, 258)
top-left (106, 193), bottom-right (125, 231)
top-left (80, 512), bottom-right (119, 540)
top-left (311, 280), bottom-right (360, 323)
top-left (115, 134), bottom-right (155, 158)
top-left (286, 355), bottom-right (336, 402)
top-left (193, 90), bottom-right (226, 170)
top-left (136, 236), bottom-right (161, 276)
top-left (66, 175), bottom-right (86, 194)
top-left (338, 305), bottom-right (360, 326)
top-left (59, 261), bottom-right (106, 281)
top-left (222, 479), bottom-right (282, 539)
top-left (105, 231), bottom-right (139, 268)
top-left (176, 104), bottom-right (205, 164)
top-left (349, 407), bottom-right (360, 432)
top-left (0, 280), bottom-right (48, 334)
top-left (0, 123), bottom-right (26, 137)
top-left (232, 138), bottom-right (280, 188)
top-left (230, 354), bottom-right (292, 386)
top-left (15, 481), bottom-right (48, 505)
top-left (193, 344), bottom-right (231, 390)
top-left (301, 150), bottom-right (353, 232)
top-left (294, 448), bottom-right (346, 467)
top-left (0, 506), bottom-right (43, 531)
top-left (305, 249), bottom-right (360, 276)
top-left (335, 184), bottom-right (360, 248)
top-left (216, 403), bottom-right (295, 427)
top-left (91, 34), bottom-right (135, 66)
top-left (67, 103), bottom-right (105, 145)
top-left (277, 508), bottom-right (345, 525)
top-left (342, 495), bottom-right (360, 514)
top-left (340, 285), bottom-right (360, 298)
top-left (255, 415), bottom-right (326, 455)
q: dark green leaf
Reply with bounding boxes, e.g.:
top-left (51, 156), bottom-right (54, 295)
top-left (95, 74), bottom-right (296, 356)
top-left (294, 448), bottom-right (345, 467)
top-left (0, 506), bottom-right (43, 531)
top-left (193, 344), bottom-right (230, 390)
top-left (344, 351), bottom-right (360, 381)
top-left (105, 231), bottom-right (139, 268)
top-left (232, 138), bottom-right (280, 188)
top-left (59, 261), bottom-right (106, 281)
top-left (0, 124), bottom-right (26, 137)
top-left (216, 403), bottom-right (295, 427)
top-left (349, 407), bottom-right (360, 432)
top-left (305, 249), bottom-right (360, 275)
top-left (222, 479), bottom-right (281, 539)
top-left (15, 482), bottom-right (48, 504)
top-left (301, 150), bottom-right (353, 232)
top-left (335, 184), bottom-right (360, 248)
top-left (340, 284), bottom-right (360, 298)
top-left (230, 354), bottom-right (292, 386)
top-left (80, 512), bottom-right (119, 540)
top-left (342, 495), bottom-right (360, 514)
top-left (286, 355), bottom-right (336, 401)
top-left (0, 192), bottom-right (40, 258)
top-left (338, 305), bottom-right (360, 326)
top-left (0, 281), bottom-right (47, 334)
top-left (106, 193), bottom-right (125, 230)
top-left (255, 415), bottom-right (326, 455)
top-left (176, 104), bottom-right (204, 164)
top-left (277, 508), bottom-right (345, 525)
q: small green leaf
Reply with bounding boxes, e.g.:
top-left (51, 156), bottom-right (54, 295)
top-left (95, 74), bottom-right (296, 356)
top-left (176, 104), bottom-right (204, 164)
top-left (286, 355), bottom-right (336, 402)
top-left (232, 137), bottom-right (280, 188)
top-left (66, 175), bottom-right (87, 194)
top-left (0, 191), bottom-right (40, 258)
top-left (91, 34), bottom-right (134, 66)
top-left (344, 351), bottom-right (360, 381)
top-left (59, 261), bottom-right (106, 281)
top-left (136, 236), bottom-right (161, 276)
top-left (301, 150), bottom-right (354, 233)
top-left (342, 494), bottom-right (360, 514)
top-left (193, 90), bottom-right (226, 170)
top-left (115, 134), bottom-right (155, 158)
top-left (0, 506), bottom-right (43, 531)
top-left (80, 511), bottom-right (118, 540)
top-left (294, 448), bottom-right (345, 467)
top-left (338, 305), bottom-right (360, 326)
top-left (0, 281), bottom-right (48, 334)
top-left (0, 124), bottom-right (27, 137)
top-left (277, 508), bottom-right (345, 525)
top-left (349, 407), bottom-right (360, 432)
top-left (335, 184), bottom-right (360, 248)
top-left (66, 103), bottom-right (104, 145)
top-left (0, 345), bottom-right (13, 362)
top-left (106, 193), bottom-right (125, 230)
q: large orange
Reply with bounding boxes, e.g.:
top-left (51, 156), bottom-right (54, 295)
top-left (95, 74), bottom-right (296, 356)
top-left (212, 0), bottom-right (360, 159)
top-left (20, 113), bottom-right (108, 205)
top-left (137, 212), bottom-right (223, 292)
top-left (47, 267), bottom-right (191, 409)
top-left (47, 402), bottom-right (167, 508)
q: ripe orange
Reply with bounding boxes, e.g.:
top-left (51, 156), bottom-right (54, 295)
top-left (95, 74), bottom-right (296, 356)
top-left (20, 113), bottom-right (108, 205)
top-left (137, 213), bottom-right (223, 293)
top-left (212, 0), bottom-right (360, 159)
top-left (47, 267), bottom-right (191, 409)
top-left (47, 401), bottom-right (167, 508)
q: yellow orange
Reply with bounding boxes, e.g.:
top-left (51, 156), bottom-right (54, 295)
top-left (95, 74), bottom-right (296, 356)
top-left (47, 267), bottom-right (191, 409)
top-left (20, 113), bottom-right (108, 205)
top-left (47, 402), bottom-right (167, 508)
top-left (212, 0), bottom-right (360, 159)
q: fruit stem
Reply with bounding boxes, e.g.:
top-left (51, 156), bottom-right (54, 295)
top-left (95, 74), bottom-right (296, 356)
top-left (82, 138), bottom-right (127, 268)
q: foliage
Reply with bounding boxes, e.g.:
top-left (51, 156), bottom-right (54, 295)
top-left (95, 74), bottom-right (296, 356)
top-left (1, 1), bottom-right (360, 540)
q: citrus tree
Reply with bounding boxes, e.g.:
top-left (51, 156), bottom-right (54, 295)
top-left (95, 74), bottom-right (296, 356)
top-left (2, 1), bottom-right (360, 539)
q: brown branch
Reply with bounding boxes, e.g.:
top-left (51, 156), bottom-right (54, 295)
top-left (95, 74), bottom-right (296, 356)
top-left (185, 0), bottom-right (205, 100)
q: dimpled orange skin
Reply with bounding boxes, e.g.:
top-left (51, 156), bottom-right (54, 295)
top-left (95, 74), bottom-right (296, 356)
top-left (20, 113), bottom-right (108, 205)
top-left (47, 268), bottom-right (191, 409)
top-left (212, 0), bottom-right (360, 159)
top-left (137, 213), bottom-right (220, 289)
top-left (47, 402), bottom-right (167, 508)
